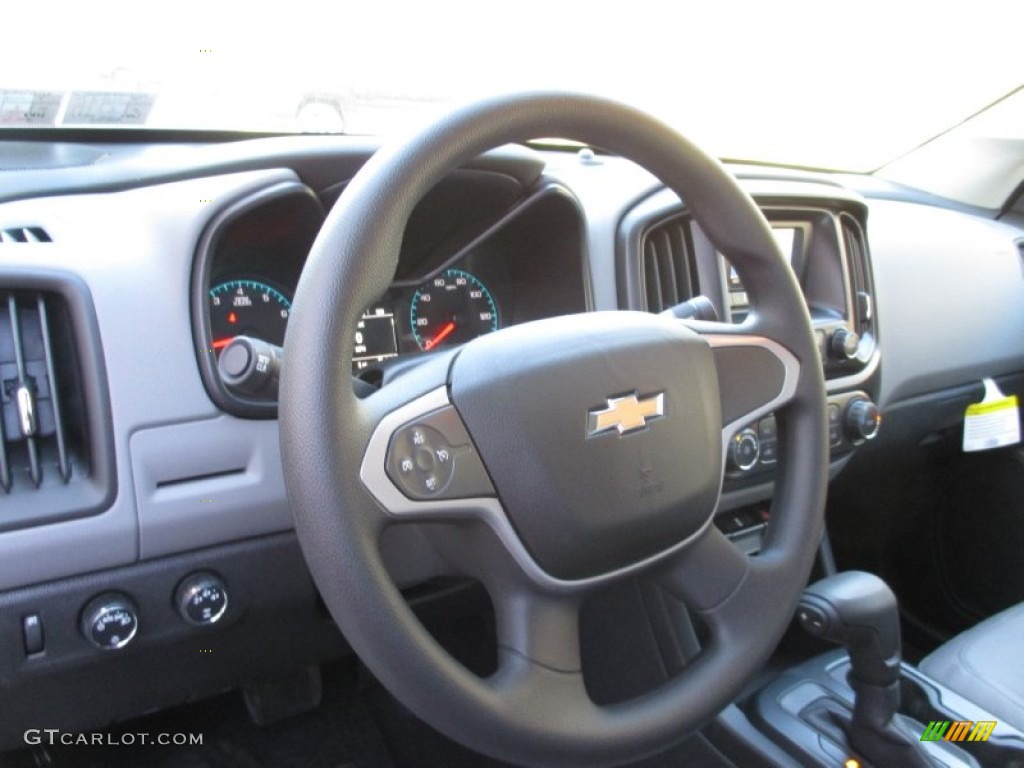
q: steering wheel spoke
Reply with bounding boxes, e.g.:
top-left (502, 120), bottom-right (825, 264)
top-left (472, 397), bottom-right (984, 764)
top-left (655, 525), bottom-right (750, 613)
top-left (359, 374), bottom-right (498, 524)
top-left (494, 587), bottom-right (584, 676)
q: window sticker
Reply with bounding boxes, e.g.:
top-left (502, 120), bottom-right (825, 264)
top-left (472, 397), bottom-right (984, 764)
top-left (963, 378), bottom-right (1020, 452)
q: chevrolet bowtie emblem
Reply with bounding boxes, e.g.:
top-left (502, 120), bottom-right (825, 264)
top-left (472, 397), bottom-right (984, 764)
top-left (587, 392), bottom-right (665, 437)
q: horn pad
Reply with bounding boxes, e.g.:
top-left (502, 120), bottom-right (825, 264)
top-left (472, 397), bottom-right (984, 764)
top-left (450, 312), bottom-right (722, 581)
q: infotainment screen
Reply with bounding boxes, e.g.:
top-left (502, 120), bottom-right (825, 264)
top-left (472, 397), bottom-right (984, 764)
top-left (771, 227), bottom-right (797, 263)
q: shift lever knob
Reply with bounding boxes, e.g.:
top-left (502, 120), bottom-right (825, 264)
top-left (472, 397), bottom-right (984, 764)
top-left (798, 572), bottom-right (932, 767)
top-left (797, 571), bottom-right (901, 688)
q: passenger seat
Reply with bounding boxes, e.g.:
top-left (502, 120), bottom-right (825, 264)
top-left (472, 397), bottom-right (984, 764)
top-left (919, 603), bottom-right (1024, 732)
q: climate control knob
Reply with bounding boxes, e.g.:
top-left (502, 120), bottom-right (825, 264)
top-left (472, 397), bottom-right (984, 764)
top-left (175, 572), bottom-right (229, 626)
top-left (845, 397), bottom-right (881, 443)
top-left (728, 428), bottom-right (761, 472)
top-left (81, 593), bottom-right (139, 650)
top-left (830, 328), bottom-right (860, 361)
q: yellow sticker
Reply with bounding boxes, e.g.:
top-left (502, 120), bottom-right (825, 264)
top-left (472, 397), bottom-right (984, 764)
top-left (963, 380), bottom-right (1021, 453)
top-left (966, 395), bottom-right (1019, 417)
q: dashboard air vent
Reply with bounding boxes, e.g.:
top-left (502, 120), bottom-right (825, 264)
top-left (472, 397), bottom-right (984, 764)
top-left (0, 278), bottom-right (114, 531)
top-left (641, 217), bottom-right (694, 313)
top-left (0, 291), bottom-right (76, 491)
top-left (0, 227), bottom-right (51, 244)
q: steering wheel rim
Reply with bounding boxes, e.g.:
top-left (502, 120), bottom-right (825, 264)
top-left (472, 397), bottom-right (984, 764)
top-left (280, 92), bottom-right (828, 767)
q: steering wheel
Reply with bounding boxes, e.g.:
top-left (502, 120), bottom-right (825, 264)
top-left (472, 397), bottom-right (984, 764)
top-left (280, 93), bottom-right (827, 767)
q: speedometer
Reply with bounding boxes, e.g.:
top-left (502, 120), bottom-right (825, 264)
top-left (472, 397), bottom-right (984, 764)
top-left (410, 269), bottom-right (499, 351)
top-left (209, 279), bottom-right (291, 353)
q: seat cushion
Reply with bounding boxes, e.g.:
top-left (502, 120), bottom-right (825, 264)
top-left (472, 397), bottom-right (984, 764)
top-left (919, 602), bottom-right (1024, 732)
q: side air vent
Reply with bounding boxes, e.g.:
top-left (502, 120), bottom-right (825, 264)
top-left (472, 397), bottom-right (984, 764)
top-left (640, 216), bottom-right (694, 313)
top-left (839, 214), bottom-right (876, 342)
top-left (0, 227), bottom-right (51, 244)
top-left (0, 279), bottom-right (114, 531)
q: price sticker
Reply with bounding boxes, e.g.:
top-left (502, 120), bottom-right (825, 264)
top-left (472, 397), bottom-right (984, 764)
top-left (963, 378), bottom-right (1020, 452)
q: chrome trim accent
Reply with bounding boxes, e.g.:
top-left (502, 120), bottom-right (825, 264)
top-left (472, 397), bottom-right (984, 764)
top-left (587, 392), bottom-right (664, 437)
top-left (359, 386), bottom-right (715, 595)
top-left (16, 385), bottom-right (36, 437)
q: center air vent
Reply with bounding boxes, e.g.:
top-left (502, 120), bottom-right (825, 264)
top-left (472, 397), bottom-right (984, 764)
top-left (640, 216), bottom-right (695, 313)
top-left (0, 279), bottom-right (114, 532)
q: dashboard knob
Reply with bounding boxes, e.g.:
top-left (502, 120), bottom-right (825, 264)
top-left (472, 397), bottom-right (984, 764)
top-left (175, 572), bottom-right (229, 626)
top-left (728, 428), bottom-right (760, 472)
top-left (830, 328), bottom-right (860, 361)
top-left (81, 593), bottom-right (139, 650)
top-left (845, 398), bottom-right (881, 442)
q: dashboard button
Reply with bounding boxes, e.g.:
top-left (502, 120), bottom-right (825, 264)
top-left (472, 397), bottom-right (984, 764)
top-left (176, 572), bottom-right (229, 626)
top-left (22, 614), bottom-right (44, 656)
top-left (81, 593), bottom-right (138, 651)
top-left (728, 428), bottom-right (760, 472)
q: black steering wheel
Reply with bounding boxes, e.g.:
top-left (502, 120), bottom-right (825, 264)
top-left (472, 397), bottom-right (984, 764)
top-left (280, 92), bottom-right (827, 767)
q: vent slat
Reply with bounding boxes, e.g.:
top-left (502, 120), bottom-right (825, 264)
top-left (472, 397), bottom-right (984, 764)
top-left (644, 241), bottom-right (664, 312)
top-left (8, 296), bottom-right (42, 487)
top-left (840, 215), bottom-right (872, 333)
top-left (38, 295), bottom-right (71, 482)
top-left (0, 226), bottom-right (51, 244)
top-left (641, 217), bottom-right (693, 313)
top-left (656, 230), bottom-right (679, 306)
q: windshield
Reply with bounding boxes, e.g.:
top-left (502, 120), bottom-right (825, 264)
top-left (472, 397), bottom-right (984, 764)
top-left (2, 0), bottom-right (1020, 172)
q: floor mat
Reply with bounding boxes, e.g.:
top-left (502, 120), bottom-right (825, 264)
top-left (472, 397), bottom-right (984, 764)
top-left (2, 662), bottom-right (395, 768)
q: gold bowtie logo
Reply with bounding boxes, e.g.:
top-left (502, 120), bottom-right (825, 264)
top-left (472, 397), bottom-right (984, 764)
top-left (587, 393), bottom-right (665, 437)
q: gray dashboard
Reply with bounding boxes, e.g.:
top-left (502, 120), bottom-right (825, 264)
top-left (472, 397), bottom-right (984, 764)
top-left (0, 136), bottom-right (1021, 597)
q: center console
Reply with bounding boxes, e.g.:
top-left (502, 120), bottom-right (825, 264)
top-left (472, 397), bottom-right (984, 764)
top-left (751, 573), bottom-right (1024, 767)
top-left (754, 651), bottom-right (1024, 767)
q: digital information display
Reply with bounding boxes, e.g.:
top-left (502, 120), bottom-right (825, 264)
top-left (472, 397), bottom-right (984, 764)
top-left (353, 307), bottom-right (398, 370)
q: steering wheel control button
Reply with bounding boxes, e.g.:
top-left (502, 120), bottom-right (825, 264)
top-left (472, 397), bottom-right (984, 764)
top-left (845, 397), bottom-right (881, 443)
top-left (385, 406), bottom-right (494, 501)
top-left (81, 593), bottom-right (139, 651)
top-left (728, 428), bottom-right (760, 473)
top-left (176, 572), bottom-right (229, 626)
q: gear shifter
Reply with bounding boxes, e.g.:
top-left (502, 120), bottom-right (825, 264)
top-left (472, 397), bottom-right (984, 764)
top-left (798, 571), bottom-right (931, 767)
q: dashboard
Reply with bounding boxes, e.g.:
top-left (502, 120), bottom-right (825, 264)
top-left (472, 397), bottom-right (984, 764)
top-left (0, 131), bottom-right (1022, 747)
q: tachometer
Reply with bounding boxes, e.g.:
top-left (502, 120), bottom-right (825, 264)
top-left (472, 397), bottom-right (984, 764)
top-left (410, 269), bottom-right (499, 351)
top-left (209, 279), bottom-right (291, 352)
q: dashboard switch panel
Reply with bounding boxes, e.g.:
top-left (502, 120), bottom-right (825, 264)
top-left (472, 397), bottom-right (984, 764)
top-left (385, 406), bottom-right (494, 501)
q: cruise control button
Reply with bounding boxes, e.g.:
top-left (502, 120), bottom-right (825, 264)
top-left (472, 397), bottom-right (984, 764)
top-left (759, 440), bottom-right (778, 465)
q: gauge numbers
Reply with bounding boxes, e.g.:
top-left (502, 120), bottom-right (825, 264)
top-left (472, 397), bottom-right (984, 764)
top-left (209, 279), bottom-right (291, 352)
top-left (410, 269), bottom-right (498, 351)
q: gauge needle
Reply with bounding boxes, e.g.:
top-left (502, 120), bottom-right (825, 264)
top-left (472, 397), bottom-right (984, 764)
top-left (424, 321), bottom-right (456, 351)
top-left (212, 337), bottom-right (236, 350)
